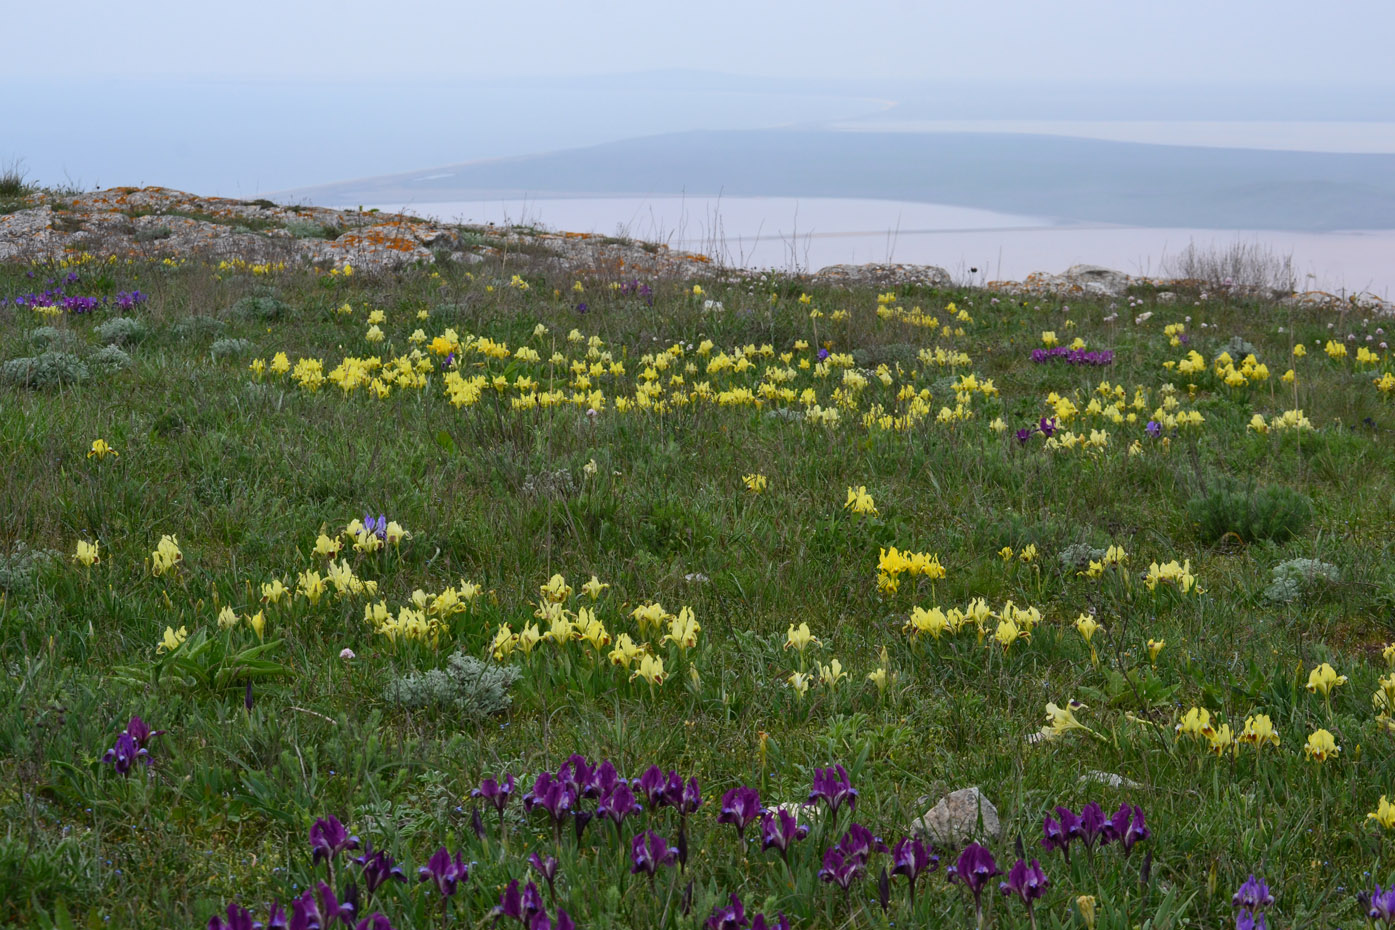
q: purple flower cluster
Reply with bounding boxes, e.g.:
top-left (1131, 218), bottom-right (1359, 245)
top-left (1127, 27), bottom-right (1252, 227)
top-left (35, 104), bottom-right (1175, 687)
top-left (514, 757), bottom-right (701, 849)
top-left (1365, 885), bottom-right (1395, 925)
top-left (206, 881), bottom-right (376, 930)
top-left (1233, 874), bottom-right (1274, 930)
top-left (705, 893), bottom-right (789, 930)
top-left (818, 824), bottom-right (888, 891)
top-left (1016, 417), bottom-right (1058, 445)
top-left (10, 287), bottom-right (145, 314)
top-left (1030, 347), bottom-right (1114, 365)
top-left (101, 715), bottom-right (163, 775)
top-left (1041, 802), bottom-right (1149, 860)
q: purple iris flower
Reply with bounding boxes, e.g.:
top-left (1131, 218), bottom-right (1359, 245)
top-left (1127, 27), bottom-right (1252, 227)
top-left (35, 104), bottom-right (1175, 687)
top-left (310, 816), bottom-right (360, 866)
top-left (527, 910), bottom-right (575, 930)
top-left (1121, 806), bottom-right (1149, 852)
top-left (124, 715), bottom-right (164, 750)
top-left (1233, 875), bottom-right (1274, 912)
top-left (948, 842), bottom-right (1002, 910)
top-left (472, 775), bottom-right (516, 814)
top-left (891, 836), bottom-right (938, 906)
top-left (758, 809), bottom-right (810, 860)
top-left (637, 765), bottom-right (683, 809)
top-left (101, 731), bottom-right (147, 775)
top-left (1146, 420), bottom-right (1162, 438)
top-left (314, 882), bottom-right (356, 926)
top-left (678, 776), bottom-right (702, 816)
top-left (1038, 417), bottom-right (1057, 438)
top-left (1054, 806), bottom-right (1081, 843)
top-left (1041, 812), bottom-right (1071, 858)
top-left (352, 843), bottom-right (406, 898)
top-left (205, 903), bottom-right (258, 930)
top-left (492, 879), bottom-right (545, 923)
top-left (353, 915), bottom-right (394, 930)
top-left (362, 514), bottom-right (387, 541)
top-left (597, 782), bottom-right (643, 829)
top-left (705, 893), bottom-right (748, 930)
top-left (1236, 911), bottom-right (1268, 930)
top-left (575, 302), bottom-right (588, 314)
top-left (1015, 427), bottom-right (1035, 445)
top-left (717, 786), bottom-right (763, 842)
top-left (1078, 801), bottom-right (1107, 848)
top-left (1000, 857), bottom-right (1050, 903)
top-left (631, 830), bottom-right (680, 877)
top-left (750, 915), bottom-right (789, 930)
top-left (557, 754), bottom-right (595, 798)
top-left (1365, 885), bottom-right (1395, 923)
top-left (588, 759), bottom-right (625, 799)
top-left (818, 847), bottom-right (865, 891)
top-left (817, 348), bottom-right (830, 362)
top-left (836, 823), bottom-right (888, 863)
top-left (528, 852), bottom-right (559, 898)
top-left (417, 847), bottom-right (470, 898)
top-left (807, 764), bottom-right (858, 813)
top-left (523, 773), bottom-right (575, 824)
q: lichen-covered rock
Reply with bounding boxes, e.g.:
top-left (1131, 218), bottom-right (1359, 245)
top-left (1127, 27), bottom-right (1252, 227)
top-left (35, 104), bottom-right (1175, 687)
top-left (911, 786), bottom-right (1001, 846)
top-left (813, 262), bottom-right (952, 289)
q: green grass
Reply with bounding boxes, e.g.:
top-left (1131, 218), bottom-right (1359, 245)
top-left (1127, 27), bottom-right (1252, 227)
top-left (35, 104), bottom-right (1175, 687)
top-left (1, 248), bottom-right (1394, 929)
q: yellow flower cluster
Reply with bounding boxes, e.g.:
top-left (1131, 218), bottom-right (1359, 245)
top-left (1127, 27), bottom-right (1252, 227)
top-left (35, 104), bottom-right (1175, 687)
top-left (1143, 559), bottom-right (1201, 594)
top-left (877, 546), bottom-right (946, 594)
top-left (1212, 351), bottom-right (1270, 387)
top-left (149, 534), bottom-right (183, 576)
top-left (904, 597), bottom-right (1043, 650)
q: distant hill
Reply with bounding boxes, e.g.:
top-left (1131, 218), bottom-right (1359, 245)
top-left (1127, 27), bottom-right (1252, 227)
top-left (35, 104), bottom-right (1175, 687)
top-left (291, 130), bottom-right (1395, 232)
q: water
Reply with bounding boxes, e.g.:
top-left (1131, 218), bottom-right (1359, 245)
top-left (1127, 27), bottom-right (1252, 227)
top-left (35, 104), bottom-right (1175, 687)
top-left (367, 196), bottom-right (1395, 297)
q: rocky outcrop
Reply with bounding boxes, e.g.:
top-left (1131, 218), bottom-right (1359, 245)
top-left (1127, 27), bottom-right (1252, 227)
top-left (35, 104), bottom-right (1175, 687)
top-left (0, 187), bottom-right (717, 278)
top-left (811, 262), bottom-right (952, 289)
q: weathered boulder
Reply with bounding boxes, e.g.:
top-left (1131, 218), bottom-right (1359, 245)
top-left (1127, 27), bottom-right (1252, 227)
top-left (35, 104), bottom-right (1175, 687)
top-left (911, 786), bottom-right (1000, 846)
top-left (813, 262), bottom-right (952, 289)
top-left (1064, 264), bottom-right (1131, 297)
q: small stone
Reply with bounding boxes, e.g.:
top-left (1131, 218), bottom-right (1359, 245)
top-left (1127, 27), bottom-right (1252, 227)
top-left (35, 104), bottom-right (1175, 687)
top-left (911, 786), bottom-right (1000, 846)
top-left (1077, 771), bottom-right (1142, 789)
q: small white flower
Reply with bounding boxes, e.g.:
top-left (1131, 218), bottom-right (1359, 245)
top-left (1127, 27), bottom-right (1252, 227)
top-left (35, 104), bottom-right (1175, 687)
top-left (340, 648), bottom-right (356, 660)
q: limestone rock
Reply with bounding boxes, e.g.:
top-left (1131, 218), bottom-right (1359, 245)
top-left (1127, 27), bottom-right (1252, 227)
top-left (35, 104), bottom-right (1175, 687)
top-left (911, 786), bottom-right (1000, 846)
top-left (812, 262), bottom-right (952, 289)
top-left (1078, 771), bottom-right (1143, 789)
top-left (1064, 264), bottom-right (1131, 297)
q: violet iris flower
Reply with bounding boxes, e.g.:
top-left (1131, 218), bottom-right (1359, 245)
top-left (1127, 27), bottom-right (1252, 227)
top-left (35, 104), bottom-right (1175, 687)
top-left (492, 879), bottom-right (545, 924)
top-left (631, 830), bottom-right (679, 877)
top-left (362, 514), bottom-right (387, 541)
top-left (102, 731), bottom-right (146, 775)
top-left (1365, 885), bottom-right (1395, 924)
top-left (310, 816), bottom-right (360, 866)
top-left (417, 847), bottom-right (470, 898)
top-left (818, 847), bottom-right (865, 891)
top-left (124, 715), bottom-right (164, 750)
top-left (1038, 417), bottom-right (1057, 438)
top-left (1233, 875), bottom-right (1274, 912)
top-left (705, 893), bottom-right (748, 930)
top-left (597, 782), bottom-right (643, 829)
top-left (1078, 801), bottom-right (1107, 849)
top-left (678, 777), bottom-right (702, 816)
top-left (1235, 911), bottom-right (1268, 930)
top-left (354, 915), bottom-right (395, 930)
top-left (807, 765), bottom-right (858, 814)
top-left (588, 759), bottom-right (625, 799)
top-left (750, 915), bottom-right (789, 930)
top-left (1015, 427), bottom-right (1035, 445)
top-left (1000, 859), bottom-right (1049, 930)
top-left (1041, 812), bottom-right (1071, 858)
top-left (637, 766), bottom-right (683, 809)
top-left (352, 843), bottom-right (406, 898)
top-left (557, 754), bottom-right (595, 798)
top-left (523, 773), bottom-right (575, 825)
top-left (718, 786), bottom-right (763, 843)
top-left (1146, 420), bottom-right (1162, 438)
top-left (472, 775), bottom-right (516, 814)
top-left (948, 843), bottom-right (1002, 921)
top-left (758, 809), bottom-right (810, 860)
top-left (528, 852), bottom-right (559, 896)
top-left (891, 836), bottom-right (938, 906)
top-left (205, 903), bottom-right (258, 930)
top-left (528, 910), bottom-right (575, 930)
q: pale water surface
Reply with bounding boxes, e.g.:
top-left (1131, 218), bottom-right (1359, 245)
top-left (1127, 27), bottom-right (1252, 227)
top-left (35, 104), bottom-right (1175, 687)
top-left (367, 196), bottom-right (1395, 297)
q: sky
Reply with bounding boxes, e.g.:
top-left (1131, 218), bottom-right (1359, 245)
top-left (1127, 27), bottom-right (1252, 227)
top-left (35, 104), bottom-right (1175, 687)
top-left (5, 0), bottom-right (1393, 85)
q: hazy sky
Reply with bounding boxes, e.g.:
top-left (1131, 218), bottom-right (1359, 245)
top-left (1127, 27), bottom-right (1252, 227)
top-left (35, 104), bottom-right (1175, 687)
top-left (6, 0), bottom-right (1392, 84)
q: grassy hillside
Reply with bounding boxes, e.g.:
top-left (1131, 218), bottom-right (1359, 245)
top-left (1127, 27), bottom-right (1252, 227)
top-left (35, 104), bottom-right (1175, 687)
top-left (2, 242), bottom-right (1395, 928)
